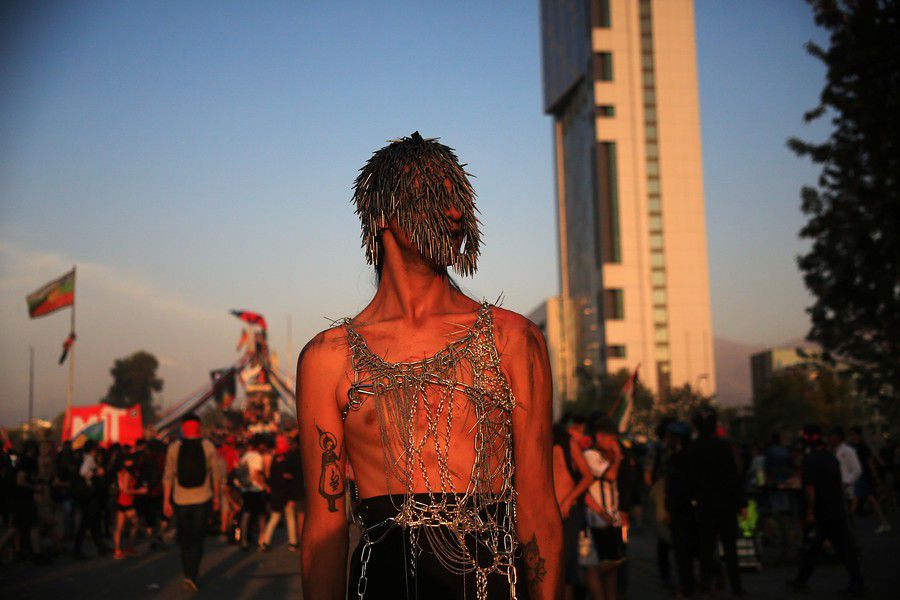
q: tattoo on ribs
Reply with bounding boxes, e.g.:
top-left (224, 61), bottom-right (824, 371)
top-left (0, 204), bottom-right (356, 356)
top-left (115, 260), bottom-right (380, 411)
top-left (315, 424), bottom-right (344, 512)
top-left (523, 533), bottom-right (546, 596)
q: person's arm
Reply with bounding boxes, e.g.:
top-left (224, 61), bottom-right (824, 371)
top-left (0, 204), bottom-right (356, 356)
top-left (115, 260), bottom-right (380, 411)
top-left (503, 315), bottom-right (562, 600)
top-left (804, 484), bottom-right (816, 524)
top-left (296, 330), bottom-right (348, 600)
top-left (602, 443), bottom-right (622, 481)
top-left (560, 437), bottom-right (594, 512)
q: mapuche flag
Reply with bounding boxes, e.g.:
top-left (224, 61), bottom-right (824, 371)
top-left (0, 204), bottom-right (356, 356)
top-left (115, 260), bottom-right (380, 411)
top-left (27, 269), bottom-right (75, 318)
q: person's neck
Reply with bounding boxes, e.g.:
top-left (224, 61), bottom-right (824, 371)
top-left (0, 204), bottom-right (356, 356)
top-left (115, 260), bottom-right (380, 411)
top-left (368, 232), bottom-right (460, 323)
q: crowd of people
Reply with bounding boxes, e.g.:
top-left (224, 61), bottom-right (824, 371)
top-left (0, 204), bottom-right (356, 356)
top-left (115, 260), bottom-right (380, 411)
top-left (2, 404), bottom-right (897, 597)
top-left (552, 407), bottom-right (896, 599)
top-left (0, 413), bottom-right (305, 590)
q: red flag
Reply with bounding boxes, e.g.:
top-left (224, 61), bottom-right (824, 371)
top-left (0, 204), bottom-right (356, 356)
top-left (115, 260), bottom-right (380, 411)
top-left (236, 328), bottom-right (249, 351)
top-left (59, 332), bottom-right (76, 365)
top-left (230, 310), bottom-right (267, 330)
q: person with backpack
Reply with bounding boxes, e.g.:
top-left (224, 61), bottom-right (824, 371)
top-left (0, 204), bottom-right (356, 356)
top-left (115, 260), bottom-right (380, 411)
top-left (163, 413), bottom-right (221, 592)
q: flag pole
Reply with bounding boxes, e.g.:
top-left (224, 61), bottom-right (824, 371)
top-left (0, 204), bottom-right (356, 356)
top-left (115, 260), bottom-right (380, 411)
top-left (28, 346), bottom-right (35, 424)
top-left (65, 266), bottom-right (76, 436)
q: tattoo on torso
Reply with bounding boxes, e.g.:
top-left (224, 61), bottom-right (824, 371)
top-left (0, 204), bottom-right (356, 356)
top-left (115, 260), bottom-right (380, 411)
top-left (523, 533), bottom-right (546, 598)
top-left (316, 424), bottom-right (344, 512)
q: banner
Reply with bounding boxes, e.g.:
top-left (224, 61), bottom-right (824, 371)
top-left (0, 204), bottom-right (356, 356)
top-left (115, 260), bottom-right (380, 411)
top-left (63, 404), bottom-right (143, 447)
top-left (27, 269), bottom-right (75, 318)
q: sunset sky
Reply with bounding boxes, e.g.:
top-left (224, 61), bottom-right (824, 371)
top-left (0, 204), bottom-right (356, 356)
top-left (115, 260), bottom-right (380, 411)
top-left (0, 1), bottom-right (829, 424)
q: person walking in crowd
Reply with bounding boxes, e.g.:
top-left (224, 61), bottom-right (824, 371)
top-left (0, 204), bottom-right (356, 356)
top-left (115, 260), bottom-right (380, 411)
top-left (645, 416), bottom-right (675, 592)
top-left (664, 420), bottom-right (697, 598)
top-left (687, 406), bottom-right (746, 598)
top-left (848, 426), bottom-right (891, 533)
top-left (788, 424), bottom-right (865, 594)
top-left (582, 417), bottom-right (625, 600)
top-left (828, 426), bottom-right (862, 505)
top-left (72, 440), bottom-right (109, 559)
top-left (12, 440), bottom-right (42, 562)
top-left (113, 454), bottom-right (146, 559)
top-left (260, 434), bottom-right (302, 551)
top-left (163, 413), bottom-right (221, 592)
top-left (236, 434), bottom-right (267, 551)
top-left (552, 422), bottom-right (594, 600)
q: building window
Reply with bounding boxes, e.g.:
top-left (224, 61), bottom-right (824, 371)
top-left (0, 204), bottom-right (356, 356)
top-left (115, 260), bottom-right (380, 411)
top-left (651, 269), bottom-right (666, 286)
top-left (603, 288), bottom-right (624, 320)
top-left (650, 252), bottom-right (665, 268)
top-left (597, 141), bottom-right (622, 263)
top-left (648, 215), bottom-right (662, 231)
top-left (595, 52), bottom-right (613, 82)
top-left (653, 307), bottom-right (668, 322)
top-left (650, 233), bottom-right (664, 250)
top-left (607, 345), bottom-right (626, 359)
top-left (652, 288), bottom-right (667, 306)
top-left (597, 105), bottom-right (615, 117)
top-left (594, 0), bottom-right (611, 28)
top-left (655, 327), bottom-right (669, 343)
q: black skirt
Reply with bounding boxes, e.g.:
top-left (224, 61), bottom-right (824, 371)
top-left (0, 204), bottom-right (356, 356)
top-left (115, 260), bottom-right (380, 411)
top-left (347, 494), bottom-right (529, 600)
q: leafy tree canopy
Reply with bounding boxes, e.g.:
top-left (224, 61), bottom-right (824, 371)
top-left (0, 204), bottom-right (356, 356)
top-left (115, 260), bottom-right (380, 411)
top-left (102, 350), bottom-right (163, 425)
top-left (789, 0), bottom-right (900, 418)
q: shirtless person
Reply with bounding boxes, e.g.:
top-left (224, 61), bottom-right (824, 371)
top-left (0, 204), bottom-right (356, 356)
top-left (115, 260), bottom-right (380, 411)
top-left (296, 132), bottom-right (562, 599)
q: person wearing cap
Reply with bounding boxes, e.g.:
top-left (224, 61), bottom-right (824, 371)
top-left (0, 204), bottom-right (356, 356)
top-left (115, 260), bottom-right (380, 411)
top-left (163, 413), bottom-right (221, 592)
top-left (787, 424), bottom-right (865, 594)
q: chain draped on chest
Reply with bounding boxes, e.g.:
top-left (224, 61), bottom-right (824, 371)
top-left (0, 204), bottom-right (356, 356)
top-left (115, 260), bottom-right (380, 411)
top-left (340, 303), bottom-right (521, 599)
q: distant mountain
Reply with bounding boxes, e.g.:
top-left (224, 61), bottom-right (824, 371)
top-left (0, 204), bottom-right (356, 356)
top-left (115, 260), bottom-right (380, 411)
top-left (713, 337), bottom-right (765, 407)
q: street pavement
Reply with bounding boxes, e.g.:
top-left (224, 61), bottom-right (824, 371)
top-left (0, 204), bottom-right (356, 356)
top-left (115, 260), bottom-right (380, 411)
top-left (1, 514), bottom-right (897, 599)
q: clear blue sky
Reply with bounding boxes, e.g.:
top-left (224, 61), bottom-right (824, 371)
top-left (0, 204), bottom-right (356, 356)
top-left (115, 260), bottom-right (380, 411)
top-left (0, 1), bottom-right (828, 425)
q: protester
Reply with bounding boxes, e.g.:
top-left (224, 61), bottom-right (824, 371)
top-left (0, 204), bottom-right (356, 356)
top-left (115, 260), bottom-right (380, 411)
top-left (12, 440), bottom-right (42, 561)
top-left (687, 405), bottom-right (745, 597)
top-left (582, 417), bottom-right (625, 600)
top-left (163, 413), bottom-right (221, 592)
top-left (260, 434), bottom-right (300, 551)
top-left (552, 422), bottom-right (594, 599)
top-left (787, 424), bottom-right (865, 594)
top-left (828, 426), bottom-right (862, 504)
top-left (113, 454), bottom-right (145, 559)
top-left (664, 420), bottom-right (697, 598)
top-left (72, 440), bottom-right (109, 559)
top-left (236, 434), bottom-right (267, 551)
top-left (645, 416), bottom-right (675, 591)
top-left (848, 426), bottom-right (891, 533)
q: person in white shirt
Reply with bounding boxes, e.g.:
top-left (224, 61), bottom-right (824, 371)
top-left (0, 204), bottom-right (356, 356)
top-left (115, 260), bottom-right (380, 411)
top-left (237, 435), bottom-right (268, 550)
top-left (582, 417), bottom-right (625, 600)
top-left (828, 426), bottom-right (862, 499)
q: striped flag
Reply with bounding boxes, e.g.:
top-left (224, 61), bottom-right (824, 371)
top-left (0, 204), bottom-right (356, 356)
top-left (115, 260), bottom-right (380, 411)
top-left (27, 269), bottom-right (75, 318)
top-left (609, 364), bottom-right (640, 434)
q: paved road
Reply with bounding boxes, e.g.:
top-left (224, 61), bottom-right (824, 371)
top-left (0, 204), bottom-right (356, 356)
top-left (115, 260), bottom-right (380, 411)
top-left (2, 514), bottom-right (897, 599)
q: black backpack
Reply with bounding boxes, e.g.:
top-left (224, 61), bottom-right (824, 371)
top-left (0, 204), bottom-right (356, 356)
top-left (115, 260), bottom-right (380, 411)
top-left (177, 439), bottom-right (208, 489)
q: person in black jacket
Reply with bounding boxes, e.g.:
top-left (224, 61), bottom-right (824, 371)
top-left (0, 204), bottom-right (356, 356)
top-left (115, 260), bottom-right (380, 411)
top-left (665, 420), bottom-right (697, 598)
top-left (687, 405), bottom-right (745, 597)
top-left (787, 424), bottom-right (865, 594)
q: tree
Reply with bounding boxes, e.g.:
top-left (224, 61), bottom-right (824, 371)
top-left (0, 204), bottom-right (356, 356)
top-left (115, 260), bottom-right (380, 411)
top-left (788, 1), bottom-right (900, 419)
top-left (630, 384), bottom-right (714, 439)
top-left (102, 351), bottom-right (163, 425)
top-left (752, 364), bottom-right (868, 442)
top-left (566, 368), bottom-right (653, 419)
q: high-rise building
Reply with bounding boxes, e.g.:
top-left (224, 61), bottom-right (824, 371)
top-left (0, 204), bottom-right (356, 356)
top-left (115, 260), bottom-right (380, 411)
top-left (540, 0), bottom-right (715, 399)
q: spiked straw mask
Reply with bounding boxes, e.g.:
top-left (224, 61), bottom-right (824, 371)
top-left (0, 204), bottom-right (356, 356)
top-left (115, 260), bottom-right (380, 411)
top-left (352, 132), bottom-right (481, 276)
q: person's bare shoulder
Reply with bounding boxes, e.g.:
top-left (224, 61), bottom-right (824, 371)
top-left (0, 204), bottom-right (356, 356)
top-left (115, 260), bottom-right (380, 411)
top-left (295, 325), bottom-right (350, 403)
top-left (490, 305), bottom-right (548, 361)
